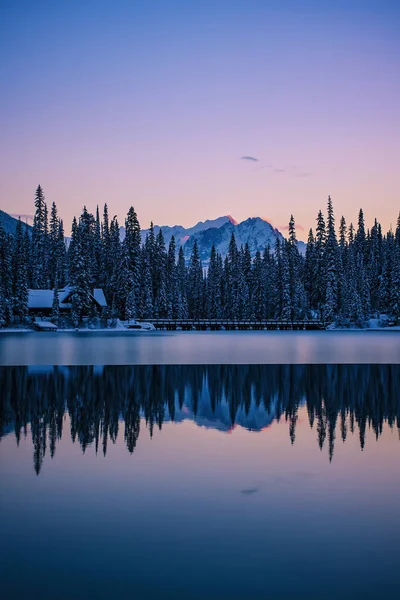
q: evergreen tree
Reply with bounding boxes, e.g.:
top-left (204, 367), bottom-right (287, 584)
top-left (314, 210), bottom-right (326, 317)
top-left (31, 185), bottom-right (48, 288)
top-left (324, 196), bottom-right (339, 323)
top-left (12, 218), bottom-right (29, 321)
top-left (51, 276), bottom-right (60, 325)
top-left (304, 228), bottom-right (315, 314)
top-left (69, 218), bottom-right (92, 326)
top-left (0, 222), bottom-right (13, 326)
top-left (188, 241), bottom-right (203, 318)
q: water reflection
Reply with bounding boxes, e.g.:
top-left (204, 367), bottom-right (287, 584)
top-left (1, 364), bottom-right (399, 474)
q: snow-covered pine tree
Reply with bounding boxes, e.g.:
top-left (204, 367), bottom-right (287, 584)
top-left (177, 246), bottom-right (188, 318)
top-left (355, 208), bottom-right (366, 258)
top-left (48, 202), bottom-right (60, 288)
top-left (23, 224), bottom-right (32, 287)
top-left (51, 272), bottom-right (60, 326)
top-left (188, 240), bottom-right (203, 319)
top-left (154, 229), bottom-right (168, 317)
top-left (31, 185), bottom-right (48, 288)
top-left (324, 196), bottom-right (339, 324)
top-left (280, 242), bottom-right (292, 320)
top-left (251, 250), bottom-right (263, 320)
top-left (379, 230), bottom-right (394, 313)
top-left (93, 206), bottom-right (103, 288)
top-left (114, 241), bottom-right (136, 320)
top-left (274, 237), bottom-right (283, 317)
top-left (69, 218), bottom-right (92, 326)
top-left (206, 244), bottom-right (222, 318)
top-left (314, 210), bottom-right (326, 317)
top-left (108, 216), bottom-right (121, 307)
top-left (124, 206), bottom-right (142, 307)
top-left (390, 246), bottom-right (400, 324)
top-left (12, 218), bottom-right (29, 322)
top-left (287, 214), bottom-right (304, 319)
top-left (304, 228), bottom-right (315, 315)
top-left (263, 246), bottom-right (275, 319)
top-left (396, 213), bottom-right (400, 248)
top-left (225, 233), bottom-right (239, 319)
top-left (0, 221), bottom-right (13, 326)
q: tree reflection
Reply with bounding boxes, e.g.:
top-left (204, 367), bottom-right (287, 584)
top-left (0, 365), bottom-right (399, 474)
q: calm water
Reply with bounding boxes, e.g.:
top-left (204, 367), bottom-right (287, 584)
top-left (0, 330), bottom-right (400, 364)
top-left (1, 364), bottom-right (400, 600)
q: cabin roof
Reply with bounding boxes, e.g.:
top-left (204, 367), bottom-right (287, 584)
top-left (28, 287), bottom-right (107, 310)
top-left (93, 288), bottom-right (107, 307)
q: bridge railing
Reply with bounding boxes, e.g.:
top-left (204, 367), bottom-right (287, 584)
top-left (137, 318), bottom-right (326, 328)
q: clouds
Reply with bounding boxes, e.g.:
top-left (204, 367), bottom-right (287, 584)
top-left (241, 156), bottom-right (259, 162)
top-left (240, 156), bottom-right (312, 179)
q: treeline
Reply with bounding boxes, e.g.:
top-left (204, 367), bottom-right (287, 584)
top-left (1, 186), bottom-right (399, 326)
top-left (1, 364), bottom-right (399, 474)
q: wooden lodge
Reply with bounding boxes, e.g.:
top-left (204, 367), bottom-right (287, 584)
top-left (28, 286), bottom-right (107, 316)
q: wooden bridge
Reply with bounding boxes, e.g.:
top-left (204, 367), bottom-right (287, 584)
top-left (138, 319), bottom-right (327, 331)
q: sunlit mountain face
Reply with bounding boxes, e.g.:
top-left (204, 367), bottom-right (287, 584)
top-left (118, 215), bottom-right (306, 265)
top-left (1, 364), bottom-right (398, 475)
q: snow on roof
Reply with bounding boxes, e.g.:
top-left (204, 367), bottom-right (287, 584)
top-left (28, 290), bottom-right (53, 309)
top-left (93, 288), bottom-right (107, 307)
top-left (34, 319), bottom-right (58, 330)
top-left (28, 287), bottom-right (107, 309)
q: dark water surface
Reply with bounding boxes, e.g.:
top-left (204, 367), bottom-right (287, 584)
top-left (0, 330), bottom-right (400, 365)
top-left (1, 364), bottom-right (400, 599)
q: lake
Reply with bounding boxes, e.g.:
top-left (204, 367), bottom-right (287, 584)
top-left (0, 330), bottom-right (399, 365)
top-left (1, 336), bottom-right (400, 599)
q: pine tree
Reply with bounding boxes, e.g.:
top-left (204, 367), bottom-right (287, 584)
top-left (166, 236), bottom-right (177, 318)
top-left (0, 221), bottom-right (13, 326)
top-left (287, 215), bottom-right (303, 319)
top-left (390, 246), bottom-right (400, 323)
top-left (314, 210), bottom-right (326, 317)
top-left (12, 218), bottom-right (29, 322)
top-left (304, 228), bottom-right (315, 314)
top-left (31, 185), bottom-right (48, 288)
top-left (124, 206), bottom-right (141, 307)
top-left (206, 244), bottom-right (221, 318)
top-left (93, 206), bottom-right (103, 287)
top-left (188, 241), bottom-right (203, 318)
top-left (51, 276), bottom-right (60, 325)
top-left (324, 196), bottom-right (339, 323)
top-left (69, 218), bottom-right (92, 326)
top-left (281, 242), bottom-right (292, 320)
top-left (177, 246), bottom-right (188, 318)
top-left (251, 250), bottom-right (263, 320)
top-left (114, 241), bottom-right (136, 320)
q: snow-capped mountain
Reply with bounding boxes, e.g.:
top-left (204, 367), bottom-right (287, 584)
top-left (0, 209), bottom-right (32, 236)
top-left (138, 215), bottom-right (305, 264)
top-left (139, 214), bottom-right (238, 246)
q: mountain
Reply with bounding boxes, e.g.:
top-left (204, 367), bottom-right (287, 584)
top-left (119, 214), bottom-right (237, 245)
top-left (0, 209), bottom-right (32, 236)
top-left (138, 215), bottom-right (305, 264)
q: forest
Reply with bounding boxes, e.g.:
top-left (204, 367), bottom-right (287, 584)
top-left (0, 185), bottom-right (399, 326)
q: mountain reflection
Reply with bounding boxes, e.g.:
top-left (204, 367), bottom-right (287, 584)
top-left (0, 365), bottom-right (399, 474)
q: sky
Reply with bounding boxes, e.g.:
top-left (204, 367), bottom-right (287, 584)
top-left (0, 0), bottom-right (399, 237)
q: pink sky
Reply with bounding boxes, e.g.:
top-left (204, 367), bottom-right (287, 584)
top-left (1, 1), bottom-right (399, 237)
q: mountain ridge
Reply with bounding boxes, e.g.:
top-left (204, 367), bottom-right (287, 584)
top-left (0, 209), bottom-right (32, 236)
top-left (139, 215), bottom-right (306, 263)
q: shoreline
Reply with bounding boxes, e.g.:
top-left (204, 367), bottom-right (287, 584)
top-left (1, 327), bottom-right (400, 334)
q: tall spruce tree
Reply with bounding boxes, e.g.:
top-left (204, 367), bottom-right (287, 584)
top-left (12, 218), bottom-right (29, 321)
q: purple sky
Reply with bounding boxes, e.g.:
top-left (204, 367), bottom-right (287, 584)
top-left (1, 0), bottom-right (399, 236)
